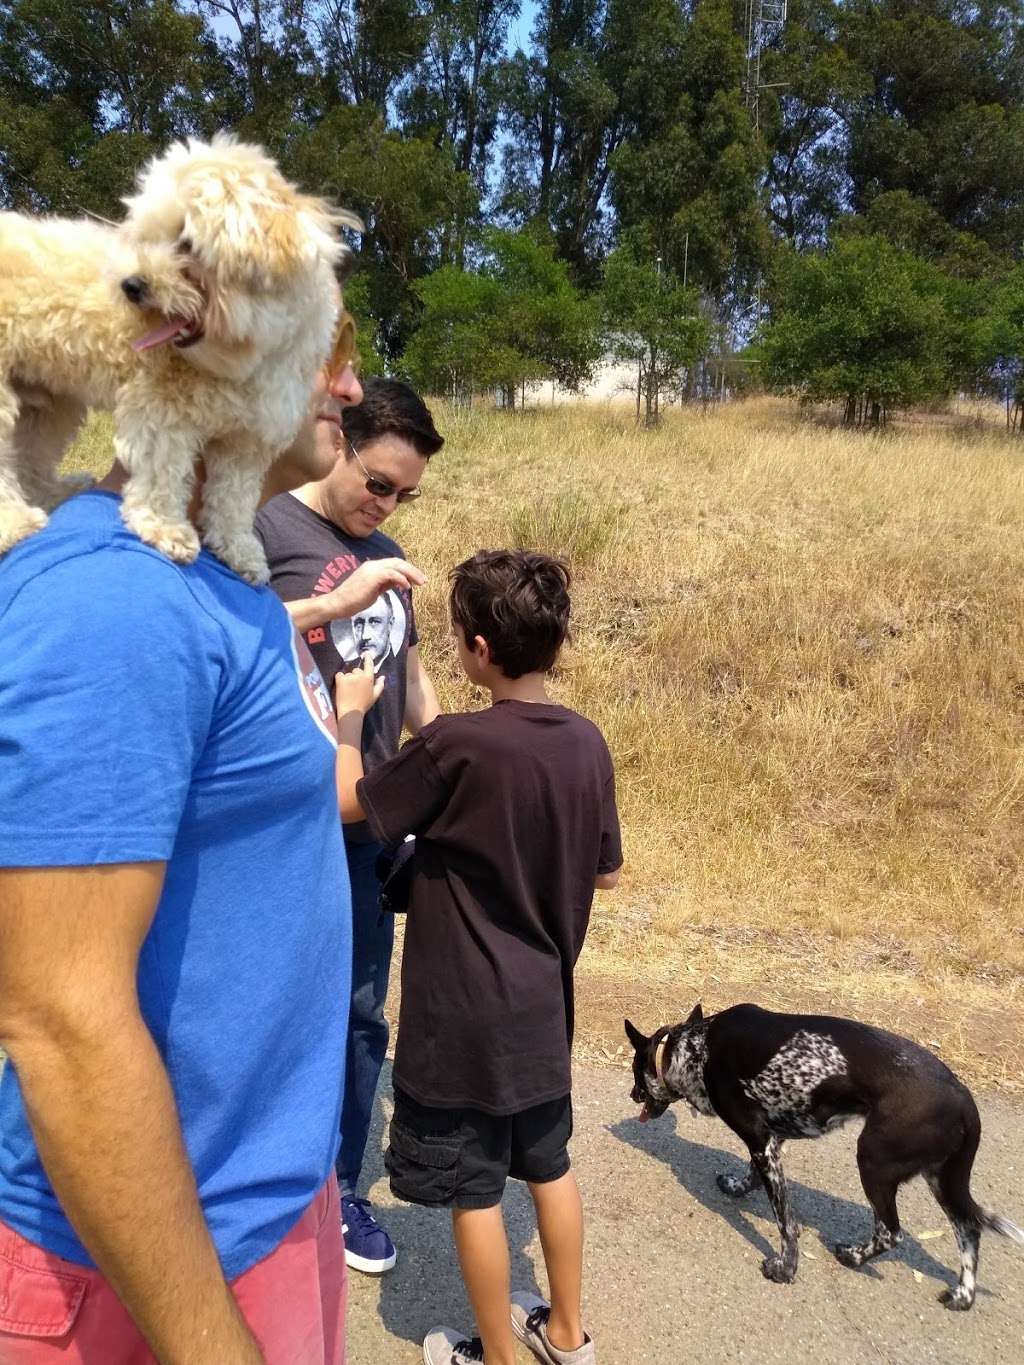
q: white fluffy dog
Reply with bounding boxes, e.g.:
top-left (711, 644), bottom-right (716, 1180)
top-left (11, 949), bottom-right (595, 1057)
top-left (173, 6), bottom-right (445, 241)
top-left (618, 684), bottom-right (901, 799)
top-left (0, 134), bottom-right (356, 582)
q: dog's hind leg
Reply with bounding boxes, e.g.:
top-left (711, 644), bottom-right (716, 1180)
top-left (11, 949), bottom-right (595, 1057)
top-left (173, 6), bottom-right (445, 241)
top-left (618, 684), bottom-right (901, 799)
top-left (834, 1123), bottom-right (905, 1270)
top-left (925, 1176), bottom-right (979, 1313)
top-left (15, 389), bottom-right (92, 511)
top-left (0, 379), bottom-right (48, 554)
top-left (197, 436), bottom-right (276, 584)
top-left (925, 1106), bottom-right (984, 1312)
top-left (718, 1137), bottom-right (783, 1198)
top-left (750, 1138), bottom-right (800, 1283)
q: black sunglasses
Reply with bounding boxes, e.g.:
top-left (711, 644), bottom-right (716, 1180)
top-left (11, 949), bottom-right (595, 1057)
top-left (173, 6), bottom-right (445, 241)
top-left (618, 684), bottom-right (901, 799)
top-left (349, 441), bottom-right (422, 504)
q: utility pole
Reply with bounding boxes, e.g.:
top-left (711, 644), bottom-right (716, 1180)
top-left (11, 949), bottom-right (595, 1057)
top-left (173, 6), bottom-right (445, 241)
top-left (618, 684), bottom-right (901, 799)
top-left (653, 255), bottom-right (663, 423)
top-left (743, 0), bottom-right (788, 348)
top-left (744, 0), bottom-right (788, 132)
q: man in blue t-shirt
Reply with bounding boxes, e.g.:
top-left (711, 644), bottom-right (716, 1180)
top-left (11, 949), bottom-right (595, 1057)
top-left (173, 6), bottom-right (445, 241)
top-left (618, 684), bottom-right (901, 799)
top-left (0, 337), bottom-right (365, 1364)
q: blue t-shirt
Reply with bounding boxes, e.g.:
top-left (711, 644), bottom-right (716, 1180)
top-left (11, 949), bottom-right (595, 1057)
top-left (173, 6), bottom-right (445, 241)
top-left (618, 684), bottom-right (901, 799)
top-left (0, 492), bottom-right (350, 1279)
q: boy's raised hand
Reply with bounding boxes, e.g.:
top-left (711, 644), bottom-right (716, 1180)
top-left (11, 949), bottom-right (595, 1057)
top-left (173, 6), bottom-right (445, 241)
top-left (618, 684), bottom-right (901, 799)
top-left (334, 652), bottom-right (385, 717)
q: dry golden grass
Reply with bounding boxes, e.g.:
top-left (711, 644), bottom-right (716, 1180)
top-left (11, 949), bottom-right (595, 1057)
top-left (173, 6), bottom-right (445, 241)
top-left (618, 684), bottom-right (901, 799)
top-left (67, 398), bottom-right (1024, 1086)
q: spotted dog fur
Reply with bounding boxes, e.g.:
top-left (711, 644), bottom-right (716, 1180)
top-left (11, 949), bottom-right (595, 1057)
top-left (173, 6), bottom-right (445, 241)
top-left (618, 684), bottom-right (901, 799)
top-left (626, 1003), bottom-right (1024, 1312)
top-left (662, 1020), bottom-right (714, 1117)
top-left (741, 1031), bottom-right (849, 1137)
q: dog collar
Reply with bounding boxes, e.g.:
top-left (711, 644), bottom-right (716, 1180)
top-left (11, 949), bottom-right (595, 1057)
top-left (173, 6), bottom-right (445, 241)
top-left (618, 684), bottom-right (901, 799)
top-left (653, 1036), bottom-right (669, 1087)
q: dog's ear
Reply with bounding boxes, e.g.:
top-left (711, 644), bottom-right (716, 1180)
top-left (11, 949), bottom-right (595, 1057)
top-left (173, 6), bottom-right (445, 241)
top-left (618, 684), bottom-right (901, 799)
top-left (684, 1002), bottom-right (704, 1027)
top-left (178, 155), bottom-right (344, 281)
top-left (624, 1018), bottom-right (647, 1051)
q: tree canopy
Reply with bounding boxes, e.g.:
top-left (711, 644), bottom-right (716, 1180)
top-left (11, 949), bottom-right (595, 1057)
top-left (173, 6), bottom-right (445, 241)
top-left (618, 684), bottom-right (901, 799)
top-left (759, 235), bottom-right (956, 424)
top-left (2, 0), bottom-right (1023, 417)
top-left (404, 227), bottom-right (600, 404)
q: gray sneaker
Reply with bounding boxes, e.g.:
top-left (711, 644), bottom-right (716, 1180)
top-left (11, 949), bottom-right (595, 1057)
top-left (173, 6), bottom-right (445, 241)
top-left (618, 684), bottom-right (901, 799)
top-left (511, 1292), bottom-right (596, 1364)
top-left (422, 1326), bottom-right (485, 1365)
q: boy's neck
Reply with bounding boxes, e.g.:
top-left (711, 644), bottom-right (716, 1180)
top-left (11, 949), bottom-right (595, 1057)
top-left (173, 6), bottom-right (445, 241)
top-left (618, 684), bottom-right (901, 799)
top-left (485, 670), bottom-right (551, 705)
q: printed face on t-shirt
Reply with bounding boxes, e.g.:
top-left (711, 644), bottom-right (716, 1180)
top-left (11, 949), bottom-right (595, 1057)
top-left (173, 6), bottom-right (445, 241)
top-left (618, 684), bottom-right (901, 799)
top-left (330, 588), bottom-right (406, 673)
top-left (353, 597), bottom-right (394, 659)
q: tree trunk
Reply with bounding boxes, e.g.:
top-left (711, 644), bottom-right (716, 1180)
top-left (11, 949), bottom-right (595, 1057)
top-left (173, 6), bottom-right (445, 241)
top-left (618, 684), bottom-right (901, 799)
top-left (643, 366), bottom-right (658, 427)
top-left (843, 396), bottom-right (856, 426)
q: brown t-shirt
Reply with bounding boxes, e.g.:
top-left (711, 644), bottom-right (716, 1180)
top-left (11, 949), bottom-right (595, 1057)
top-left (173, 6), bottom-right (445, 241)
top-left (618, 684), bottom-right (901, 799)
top-left (358, 700), bottom-right (622, 1115)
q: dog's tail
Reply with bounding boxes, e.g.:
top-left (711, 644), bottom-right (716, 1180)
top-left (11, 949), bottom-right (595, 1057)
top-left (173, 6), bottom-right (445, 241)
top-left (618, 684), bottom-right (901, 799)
top-left (938, 1092), bottom-right (1023, 1247)
top-left (977, 1208), bottom-right (1024, 1245)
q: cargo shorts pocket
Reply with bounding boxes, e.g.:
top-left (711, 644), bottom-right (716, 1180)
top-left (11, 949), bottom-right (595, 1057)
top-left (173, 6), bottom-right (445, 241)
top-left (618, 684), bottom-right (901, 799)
top-left (385, 1120), bottom-right (461, 1207)
top-left (0, 1249), bottom-right (88, 1338)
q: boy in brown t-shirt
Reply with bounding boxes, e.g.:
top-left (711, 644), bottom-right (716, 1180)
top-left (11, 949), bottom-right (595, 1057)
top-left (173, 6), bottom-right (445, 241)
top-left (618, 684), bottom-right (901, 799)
top-left (335, 550), bottom-right (622, 1365)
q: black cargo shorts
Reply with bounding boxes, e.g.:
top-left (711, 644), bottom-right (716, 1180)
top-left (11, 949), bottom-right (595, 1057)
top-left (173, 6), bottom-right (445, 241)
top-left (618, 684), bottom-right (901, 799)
top-left (385, 1088), bottom-right (573, 1210)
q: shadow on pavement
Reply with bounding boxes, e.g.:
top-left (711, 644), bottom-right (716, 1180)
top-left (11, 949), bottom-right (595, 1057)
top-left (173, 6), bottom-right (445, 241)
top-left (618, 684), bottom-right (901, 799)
top-left (608, 1107), bottom-right (966, 1296)
top-left (361, 1066), bottom-right (546, 1348)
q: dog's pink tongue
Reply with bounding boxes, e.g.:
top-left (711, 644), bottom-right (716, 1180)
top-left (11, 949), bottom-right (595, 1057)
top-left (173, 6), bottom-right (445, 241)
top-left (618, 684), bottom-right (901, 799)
top-left (638, 1106), bottom-right (650, 1123)
top-left (132, 319), bottom-right (188, 353)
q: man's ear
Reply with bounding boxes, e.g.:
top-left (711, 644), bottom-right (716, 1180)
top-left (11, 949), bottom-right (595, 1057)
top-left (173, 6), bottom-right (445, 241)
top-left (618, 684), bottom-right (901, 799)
top-left (473, 634), bottom-right (491, 665)
top-left (624, 1018), bottom-right (647, 1051)
top-left (684, 1002), bottom-right (704, 1027)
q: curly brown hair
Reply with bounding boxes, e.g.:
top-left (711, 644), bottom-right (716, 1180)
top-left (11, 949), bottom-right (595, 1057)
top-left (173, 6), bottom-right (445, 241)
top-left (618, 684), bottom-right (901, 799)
top-left (449, 549), bottom-right (572, 679)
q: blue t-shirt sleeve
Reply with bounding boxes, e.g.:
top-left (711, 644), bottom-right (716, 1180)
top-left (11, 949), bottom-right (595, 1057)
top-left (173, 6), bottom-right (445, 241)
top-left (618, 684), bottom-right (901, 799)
top-left (0, 550), bottom-right (220, 867)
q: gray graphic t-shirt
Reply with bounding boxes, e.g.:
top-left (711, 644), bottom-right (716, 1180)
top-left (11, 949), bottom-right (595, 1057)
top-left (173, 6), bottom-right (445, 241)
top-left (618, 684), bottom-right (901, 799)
top-left (255, 492), bottom-right (418, 811)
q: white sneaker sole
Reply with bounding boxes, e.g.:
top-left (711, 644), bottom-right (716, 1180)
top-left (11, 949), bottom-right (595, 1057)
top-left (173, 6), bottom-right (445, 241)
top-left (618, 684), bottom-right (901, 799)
top-left (344, 1246), bottom-right (397, 1274)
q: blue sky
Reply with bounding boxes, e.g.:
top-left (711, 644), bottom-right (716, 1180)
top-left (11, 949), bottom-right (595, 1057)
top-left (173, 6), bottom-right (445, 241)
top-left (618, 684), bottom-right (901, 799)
top-left (207, 3), bottom-right (541, 56)
top-left (508, 1), bottom-right (540, 54)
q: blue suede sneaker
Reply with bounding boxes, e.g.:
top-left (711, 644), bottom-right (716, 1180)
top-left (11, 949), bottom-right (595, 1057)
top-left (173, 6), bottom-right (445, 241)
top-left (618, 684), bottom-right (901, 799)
top-left (341, 1195), bottom-right (397, 1273)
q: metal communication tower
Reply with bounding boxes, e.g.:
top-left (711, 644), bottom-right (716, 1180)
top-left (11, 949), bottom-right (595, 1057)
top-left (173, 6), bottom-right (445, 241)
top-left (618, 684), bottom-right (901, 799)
top-left (744, 0), bottom-right (787, 130)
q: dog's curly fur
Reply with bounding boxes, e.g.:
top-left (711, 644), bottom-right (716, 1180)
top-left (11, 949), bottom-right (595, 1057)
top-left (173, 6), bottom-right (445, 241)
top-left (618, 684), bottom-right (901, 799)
top-left (0, 134), bottom-right (357, 582)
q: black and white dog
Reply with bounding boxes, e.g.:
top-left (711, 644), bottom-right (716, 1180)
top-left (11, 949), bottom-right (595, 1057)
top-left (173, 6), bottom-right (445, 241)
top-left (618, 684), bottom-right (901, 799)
top-left (626, 1003), bottom-right (1023, 1310)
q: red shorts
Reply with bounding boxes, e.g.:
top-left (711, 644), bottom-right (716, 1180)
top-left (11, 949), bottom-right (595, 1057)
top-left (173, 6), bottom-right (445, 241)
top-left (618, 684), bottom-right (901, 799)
top-left (0, 1178), bottom-right (346, 1365)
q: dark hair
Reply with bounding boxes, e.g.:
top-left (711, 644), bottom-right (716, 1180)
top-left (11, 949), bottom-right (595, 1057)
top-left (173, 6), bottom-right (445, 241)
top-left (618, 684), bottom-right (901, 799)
top-left (341, 377), bottom-right (444, 458)
top-left (449, 550), bottom-right (572, 679)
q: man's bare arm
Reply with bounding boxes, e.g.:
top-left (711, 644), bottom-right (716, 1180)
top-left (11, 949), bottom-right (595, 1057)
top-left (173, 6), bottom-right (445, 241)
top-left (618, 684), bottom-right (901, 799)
top-left (404, 644), bottom-right (440, 734)
top-left (285, 557), bottom-right (427, 635)
top-left (0, 865), bottom-right (263, 1365)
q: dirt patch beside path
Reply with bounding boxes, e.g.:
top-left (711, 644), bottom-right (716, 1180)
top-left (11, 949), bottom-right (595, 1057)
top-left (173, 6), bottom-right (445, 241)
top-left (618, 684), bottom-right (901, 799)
top-left (388, 911), bottom-right (1024, 1096)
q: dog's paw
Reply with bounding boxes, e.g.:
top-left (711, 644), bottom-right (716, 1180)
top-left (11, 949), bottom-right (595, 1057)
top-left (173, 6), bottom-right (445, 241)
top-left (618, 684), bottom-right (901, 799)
top-left (760, 1255), bottom-right (796, 1284)
top-left (717, 1172), bottom-right (755, 1198)
top-left (0, 504), bottom-right (48, 554)
top-left (939, 1287), bottom-right (974, 1312)
top-left (832, 1242), bottom-right (866, 1268)
top-left (122, 506), bottom-right (201, 563)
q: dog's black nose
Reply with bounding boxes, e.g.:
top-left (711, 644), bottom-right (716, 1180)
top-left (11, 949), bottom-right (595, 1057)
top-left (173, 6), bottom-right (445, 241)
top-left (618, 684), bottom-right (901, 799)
top-left (121, 276), bottom-right (147, 304)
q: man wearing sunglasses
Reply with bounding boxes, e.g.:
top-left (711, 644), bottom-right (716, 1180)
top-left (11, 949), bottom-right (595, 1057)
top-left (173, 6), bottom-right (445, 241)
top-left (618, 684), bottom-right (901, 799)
top-left (256, 375), bottom-right (444, 1278)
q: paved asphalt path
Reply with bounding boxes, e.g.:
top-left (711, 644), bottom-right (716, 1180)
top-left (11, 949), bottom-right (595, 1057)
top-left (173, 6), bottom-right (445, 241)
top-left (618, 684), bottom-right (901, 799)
top-left (346, 1063), bottom-right (1023, 1364)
